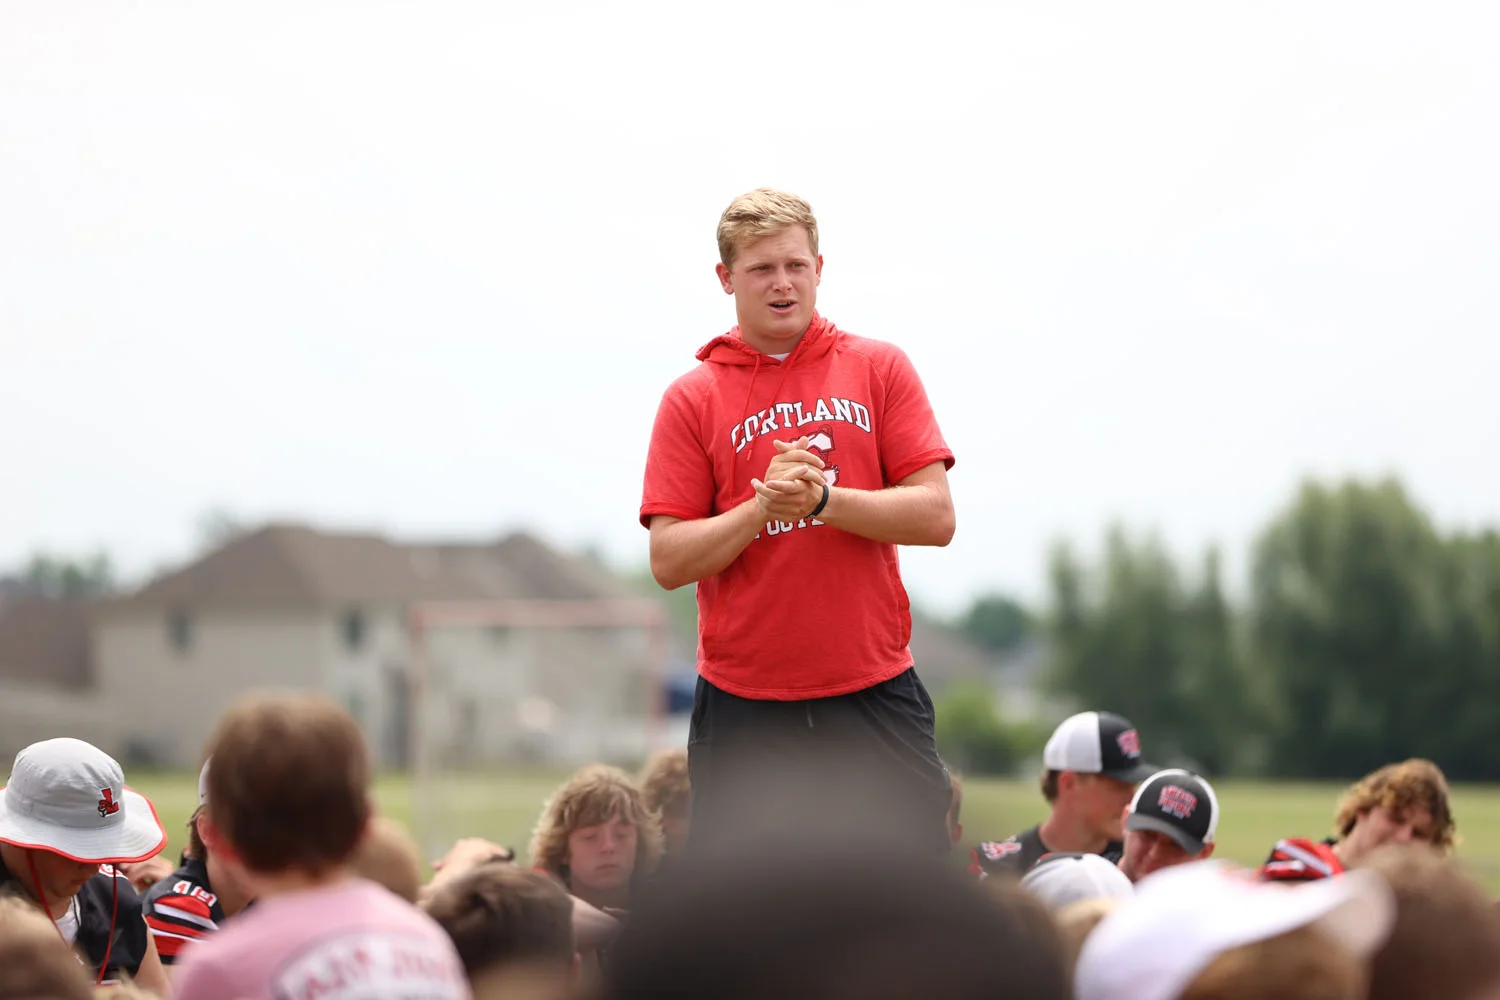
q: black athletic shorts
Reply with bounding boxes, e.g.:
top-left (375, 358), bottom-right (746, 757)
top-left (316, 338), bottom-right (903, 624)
top-left (686, 667), bottom-right (953, 857)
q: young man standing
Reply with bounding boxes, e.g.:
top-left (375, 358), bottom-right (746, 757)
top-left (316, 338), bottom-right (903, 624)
top-left (640, 188), bottom-right (957, 855)
top-left (968, 711), bottom-right (1156, 878)
top-left (171, 694), bottom-right (469, 1000)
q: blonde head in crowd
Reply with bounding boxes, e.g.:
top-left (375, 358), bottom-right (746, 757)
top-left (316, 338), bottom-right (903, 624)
top-left (1334, 758), bottom-right (1456, 852)
top-left (638, 749), bottom-right (691, 855)
top-left (0, 895), bottom-right (93, 1000)
top-left (528, 764), bottom-right (663, 878)
top-left (1055, 897), bottom-right (1120, 971)
top-left (1178, 923), bottom-right (1365, 1000)
top-left (716, 188), bottom-right (819, 270)
top-left (349, 815), bottom-right (425, 904)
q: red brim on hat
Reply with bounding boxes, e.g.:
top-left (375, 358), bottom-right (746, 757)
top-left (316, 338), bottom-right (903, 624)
top-left (0, 785), bottom-right (167, 865)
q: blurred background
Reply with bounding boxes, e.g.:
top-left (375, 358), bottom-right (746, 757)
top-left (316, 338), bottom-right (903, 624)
top-left (2, 2), bottom-right (1497, 867)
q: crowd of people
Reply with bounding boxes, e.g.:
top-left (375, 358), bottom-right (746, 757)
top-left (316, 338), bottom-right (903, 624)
top-left (6, 192), bottom-right (1495, 998)
top-left (0, 695), bottom-right (1497, 1000)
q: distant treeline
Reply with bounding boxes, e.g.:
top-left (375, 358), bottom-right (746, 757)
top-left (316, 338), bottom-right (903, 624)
top-left (973, 477), bottom-right (1500, 782)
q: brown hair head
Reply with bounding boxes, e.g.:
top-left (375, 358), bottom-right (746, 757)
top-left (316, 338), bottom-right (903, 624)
top-left (204, 692), bottom-right (372, 876)
top-left (638, 748), bottom-right (691, 821)
top-left (1334, 759), bottom-right (1456, 851)
top-left (1362, 845), bottom-right (1500, 1000)
top-left (423, 861), bottom-right (574, 977)
top-left (0, 895), bottom-right (94, 1000)
top-left (527, 764), bottom-right (662, 880)
top-left (716, 188), bottom-right (820, 270)
top-left (1040, 769), bottom-right (1061, 803)
top-left (1179, 924), bottom-right (1365, 1000)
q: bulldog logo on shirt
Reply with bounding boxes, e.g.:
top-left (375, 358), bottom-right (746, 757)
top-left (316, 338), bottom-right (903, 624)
top-left (804, 424), bottom-right (840, 487)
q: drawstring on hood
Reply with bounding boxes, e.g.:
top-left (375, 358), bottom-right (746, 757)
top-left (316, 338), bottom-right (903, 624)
top-left (695, 313), bottom-right (839, 462)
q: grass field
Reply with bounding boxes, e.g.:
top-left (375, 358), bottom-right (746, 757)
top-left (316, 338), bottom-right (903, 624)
top-left (126, 771), bottom-right (1500, 894)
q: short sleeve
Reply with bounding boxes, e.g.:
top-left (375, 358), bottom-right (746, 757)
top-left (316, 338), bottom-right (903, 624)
top-left (876, 347), bottom-right (954, 485)
top-left (639, 381), bottom-right (716, 528)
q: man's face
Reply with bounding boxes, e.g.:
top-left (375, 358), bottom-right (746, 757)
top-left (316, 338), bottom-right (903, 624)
top-left (27, 849), bottom-right (100, 902)
top-left (566, 814), bottom-right (637, 893)
top-left (715, 226), bottom-right (822, 355)
top-left (1118, 818), bottom-right (1210, 882)
top-left (1343, 804), bottom-right (1439, 864)
top-left (1074, 774), bottom-right (1139, 841)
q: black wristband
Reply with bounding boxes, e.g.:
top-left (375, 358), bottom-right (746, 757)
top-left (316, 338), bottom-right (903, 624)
top-left (810, 483), bottom-right (830, 518)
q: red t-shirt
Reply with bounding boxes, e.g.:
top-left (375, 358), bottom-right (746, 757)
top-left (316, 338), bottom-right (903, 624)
top-left (640, 313), bottom-right (954, 700)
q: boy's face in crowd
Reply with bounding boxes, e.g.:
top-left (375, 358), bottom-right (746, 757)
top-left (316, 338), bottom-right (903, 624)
top-left (1074, 773), bottom-right (1138, 841)
top-left (567, 813), bottom-right (637, 892)
top-left (716, 225), bottom-right (823, 354)
top-left (1117, 820), bottom-right (1211, 882)
top-left (1343, 803), bottom-right (1437, 863)
top-left (28, 849), bottom-right (100, 901)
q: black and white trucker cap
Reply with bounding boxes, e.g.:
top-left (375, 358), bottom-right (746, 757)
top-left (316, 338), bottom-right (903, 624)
top-left (1042, 711), bottom-right (1156, 783)
top-left (1125, 769), bottom-right (1220, 855)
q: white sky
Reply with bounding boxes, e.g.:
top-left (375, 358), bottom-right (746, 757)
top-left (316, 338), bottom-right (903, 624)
top-left (2, 1), bottom-right (1497, 614)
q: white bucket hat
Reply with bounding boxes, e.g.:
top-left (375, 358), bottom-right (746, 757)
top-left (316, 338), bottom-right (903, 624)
top-left (1075, 859), bottom-right (1395, 1000)
top-left (0, 738), bottom-right (167, 864)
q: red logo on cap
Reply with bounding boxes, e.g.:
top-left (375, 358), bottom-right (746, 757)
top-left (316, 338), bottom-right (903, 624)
top-left (97, 788), bottom-right (120, 818)
top-left (1116, 729), bottom-right (1141, 757)
top-left (1158, 785), bottom-right (1198, 820)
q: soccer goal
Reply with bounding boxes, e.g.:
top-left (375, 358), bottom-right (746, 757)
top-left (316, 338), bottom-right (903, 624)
top-left (403, 597), bottom-right (674, 860)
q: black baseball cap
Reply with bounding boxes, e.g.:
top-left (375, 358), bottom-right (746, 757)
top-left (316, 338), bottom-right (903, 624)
top-left (1042, 711), bottom-right (1156, 783)
top-left (1125, 769), bottom-right (1220, 855)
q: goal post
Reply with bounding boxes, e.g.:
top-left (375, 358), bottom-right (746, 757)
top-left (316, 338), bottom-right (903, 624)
top-left (403, 597), bottom-right (674, 859)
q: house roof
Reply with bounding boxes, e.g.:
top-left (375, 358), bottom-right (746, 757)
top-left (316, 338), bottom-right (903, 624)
top-left (906, 616), bottom-right (996, 688)
top-left (0, 596), bottom-right (93, 688)
top-left (106, 523), bottom-right (634, 612)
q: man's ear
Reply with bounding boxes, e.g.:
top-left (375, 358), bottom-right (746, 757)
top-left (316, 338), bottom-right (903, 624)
top-left (716, 262), bottom-right (734, 295)
top-left (1200, 843), bottom-right (1217, 860)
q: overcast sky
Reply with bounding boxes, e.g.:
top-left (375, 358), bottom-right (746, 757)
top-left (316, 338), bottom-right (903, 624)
top-left (3, 1), bottom-right (1497, 614)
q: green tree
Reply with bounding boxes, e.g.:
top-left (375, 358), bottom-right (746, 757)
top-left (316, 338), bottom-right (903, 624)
top-left (19, 551), bottom-right (116, 598)
top-left (1250, 478), bottom-right (1476, 777)
top-left (958, 593), bottom-right (1032, 652)
top-left (1044, 527), bottom-right (1250, 773)
top-left (934, 682), bottom-right (1045, 775)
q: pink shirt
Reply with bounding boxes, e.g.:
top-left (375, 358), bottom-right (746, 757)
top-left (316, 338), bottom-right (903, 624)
top-left (171, 878), bottom-right (471, 1000)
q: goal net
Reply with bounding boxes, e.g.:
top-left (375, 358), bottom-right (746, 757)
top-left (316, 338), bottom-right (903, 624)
top-left (401, 598), bottom-right (674, 862)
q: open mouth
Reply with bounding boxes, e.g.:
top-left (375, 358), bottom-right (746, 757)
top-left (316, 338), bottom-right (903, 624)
top-left (769, 300), bottom-right (796, 313)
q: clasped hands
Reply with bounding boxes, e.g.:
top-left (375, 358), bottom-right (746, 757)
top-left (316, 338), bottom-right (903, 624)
top-left (750, 436), bottom-right (827, 521)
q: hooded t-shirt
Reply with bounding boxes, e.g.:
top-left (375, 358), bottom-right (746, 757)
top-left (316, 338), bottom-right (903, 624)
top-left (640, 312), bottom-right (954, 700)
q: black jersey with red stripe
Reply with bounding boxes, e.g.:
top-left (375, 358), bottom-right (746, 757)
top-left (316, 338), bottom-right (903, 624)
top-left (140, 856), bottom-right (226, 964)
top-left (1258, 837), bottom-right (1346, 882)
top-left (966, 826), bottom-right (1123, 880)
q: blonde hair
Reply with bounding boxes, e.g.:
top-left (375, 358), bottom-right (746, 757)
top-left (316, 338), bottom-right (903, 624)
top-left (1055, 897), bottom-right (1118, 971)
top-left (638, 748), bottom-right (691, 820)
top-left (0, 896), bottom-right (93, 1000)
top-left (717, 188), bottom-right (819, 269)
top-left (527, 764), bottom-right (663, 880)
top-left (1179, 925), bottom-right (1364, 1000)
top-left (1334, 759), bottom-right (1456, 852)
top-left (349, 815), bottom-right (425, 904)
